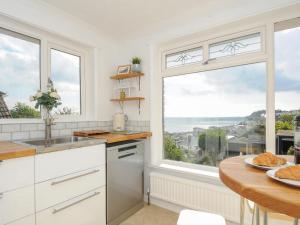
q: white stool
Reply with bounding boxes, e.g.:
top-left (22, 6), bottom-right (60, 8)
top-left (177, 209), bottom-right (226, 225)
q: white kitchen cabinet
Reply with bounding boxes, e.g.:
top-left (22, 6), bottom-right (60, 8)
top-left (5, 215), bottom-right (35, 225)
top-left (0, 186), bottom-right (35, 225)
top-left (36, 187), bottom-right (106, 225)
top-left (35, 165), bottom-right (105, 211)
top-left (35, 144), bottom-right (105, 183)
top-left (0, 156), bottom-right (34, 193)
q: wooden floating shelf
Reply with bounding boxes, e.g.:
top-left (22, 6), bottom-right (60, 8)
top-left (110, 97), bottom-right (145, 102)
top-left (110, 72), bottom-right (144, 80)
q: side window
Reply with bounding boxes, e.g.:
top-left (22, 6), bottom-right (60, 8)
top-left (50, 49), bottom-right (81, 115)
top-left (0, 28), bottom-right (40, 119)
top-left (275, 20), bottom-right (300, 155)
top-left (209, 32), bottom-right (261, 59)
top-left (165, 47), bottom-right (203, 68)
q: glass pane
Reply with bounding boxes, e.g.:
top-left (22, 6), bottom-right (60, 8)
top-left (0, 28), bottom-right (40, 119)
top-left (51, 49), bottom-right (81, 115)
top-left (209, 33), bottom-right (261, 59)
top-left (166, 47), bottom-right (203, 68)
top-left (275, 26), bottom-right (300, 155)
top-left (163, 63), bottom-right (266, 167)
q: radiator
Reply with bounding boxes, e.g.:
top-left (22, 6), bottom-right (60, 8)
top-left (150, 172), bottom-right (241, 223)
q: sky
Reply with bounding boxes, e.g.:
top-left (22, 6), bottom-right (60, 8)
top-left (164, 27), bottom-right (300, 118)
top-left (0, 32), bottom-right (80, 115)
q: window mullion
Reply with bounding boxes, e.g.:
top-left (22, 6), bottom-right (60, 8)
top-left (266, 23), bottom-right (276, 154)
top-left (203, 42), bottom-right (209, 62)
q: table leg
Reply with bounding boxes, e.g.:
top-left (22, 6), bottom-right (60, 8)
top-left (240, 197), bottom-right (245, 225)
top-left (294, 218), bottom-right (299, 225)
top-left (256, 205), bottom-right (260, 225)
top-left (263, 211), bottom-right (268, 225)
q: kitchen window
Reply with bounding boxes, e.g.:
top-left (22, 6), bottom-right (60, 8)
top-left (0, 24), bottom-right (87, 122)
top-left (0, 27), bottom-right (40, 119)
top-left (50, 49), bottom-right (81, 115)
top-left (163, 63), bottom-right (266, 167)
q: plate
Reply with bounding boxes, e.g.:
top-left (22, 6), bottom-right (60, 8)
top-left (244, 156), bottom-right (291, 170)
top-left (267, 168), bottom-right (300, 188)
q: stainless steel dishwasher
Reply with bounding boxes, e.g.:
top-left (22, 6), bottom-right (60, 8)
top-left (107, 140), bottom-right (144, 225)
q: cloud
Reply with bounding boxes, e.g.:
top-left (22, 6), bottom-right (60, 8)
top-left (164, 62), bottom-right (266, 117)
top-left (0, 34), bottom-right (40, 109)
top-left (275, 26), bottom-right (300, 92)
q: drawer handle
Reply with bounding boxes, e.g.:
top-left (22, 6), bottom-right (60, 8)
top-left (0, 193), bottom-right (3, 199)
top-left (51, 169), bottom-right (100, 186)
top-left (52, 191), bottom-right (100, 214)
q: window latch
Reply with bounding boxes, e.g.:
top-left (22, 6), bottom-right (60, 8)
top-left (202, 58), bottom-right (216, 65)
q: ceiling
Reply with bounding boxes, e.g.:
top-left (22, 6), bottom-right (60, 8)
top-left (41, 0), bottom-right (300, 38)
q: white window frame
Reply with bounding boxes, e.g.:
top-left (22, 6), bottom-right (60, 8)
top-left (0, 16), bottom-right (91, 124)
top-left (162, 41), bottom-right (205, 72)
top-left (47, 42), bottom-right (87, 121)
top-left (151, 5), bottom-right (300, 172)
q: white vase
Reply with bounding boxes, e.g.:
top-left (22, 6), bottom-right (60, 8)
top-left (132, 63), bottom-right (141, 72)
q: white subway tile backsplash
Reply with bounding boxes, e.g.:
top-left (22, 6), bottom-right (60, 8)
top-left (52, 123), bottom-right (65, 130)
top-left (2, 124), bottom-right (20, 132)
top-left (37, 123), bottom-right (45, 130)
top-left (52, 130), bottom-right (60, 137)
top-left (78, 122), bottom-right (89, 128)
top-left (12, 132), bottom-right (29, 140)
top-left (21, 123), bottom-right (38, 131)
top-left (0, 132), bottom-right (11, 141)
top-left (0, 120), bottom-right (142, 141)
top-left (30, 131), bottom-right (44, 139)
top-left (59, 129), bottom-right (72, 136)
top-left (66, 122), bottom-right (77, 129)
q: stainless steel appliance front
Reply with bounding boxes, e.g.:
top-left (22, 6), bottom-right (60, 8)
top-left (107, 140), bottom-right (144, 225)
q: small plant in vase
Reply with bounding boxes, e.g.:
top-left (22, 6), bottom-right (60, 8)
top-left (30, 79), bottom-right (61, 144)
top-left (131, 57), bottom-right (142, 73)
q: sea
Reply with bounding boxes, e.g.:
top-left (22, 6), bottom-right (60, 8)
top-left (164, 117), bottom-right (246, 133)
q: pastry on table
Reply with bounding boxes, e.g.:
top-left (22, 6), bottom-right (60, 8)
top-left (275, 165), bottom-right (300, 181)
top-left (253, 152), bottom-right (287, 167)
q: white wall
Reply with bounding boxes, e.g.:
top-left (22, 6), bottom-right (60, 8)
top-left (111, 41), bottom-right (151, 121)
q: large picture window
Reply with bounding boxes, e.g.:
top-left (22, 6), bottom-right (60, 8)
top-left (275, 23), bottom-right (300, 155)
top-left (0, 28), bottom-right (40, 119)
top-left (163, 63), bottom-right (266, 167)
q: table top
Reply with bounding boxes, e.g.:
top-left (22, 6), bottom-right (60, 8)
top-left (219, 156), bottom-right (300, 218)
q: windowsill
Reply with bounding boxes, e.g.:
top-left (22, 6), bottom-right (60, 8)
top-left (159, 163), bottom-right (219, 178)
top-left (149, 160), bottom-right (223, 186)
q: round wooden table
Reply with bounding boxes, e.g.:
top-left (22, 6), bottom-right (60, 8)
top-left (219, 156), bottom-right (300, 224)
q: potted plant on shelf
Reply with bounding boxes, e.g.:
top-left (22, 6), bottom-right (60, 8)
top-left (131, 57), bottom-right (142, 72)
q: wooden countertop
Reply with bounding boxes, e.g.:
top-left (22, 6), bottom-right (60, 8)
top-left (0, 141), bottom-right (36, 160)
top-left (87, 132), bottom-right (152, 143)
top-left (219, 156), bottom-right (300, 218)
top-left (0, 132), bottom-right (151, 160)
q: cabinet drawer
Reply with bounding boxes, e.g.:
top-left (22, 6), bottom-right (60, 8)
top-left (36, 187), bottom-right (106, 225)
top-left (35, 144), bottom-right (105, 183)
top-left (0, 156), bottom-right (34, 193)
top-left (36, 165), bottom-right (105, 211)
top-left (0, 186), bottom-right (34, 225)
top-left (6, 214), bottom-right (35, 225)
